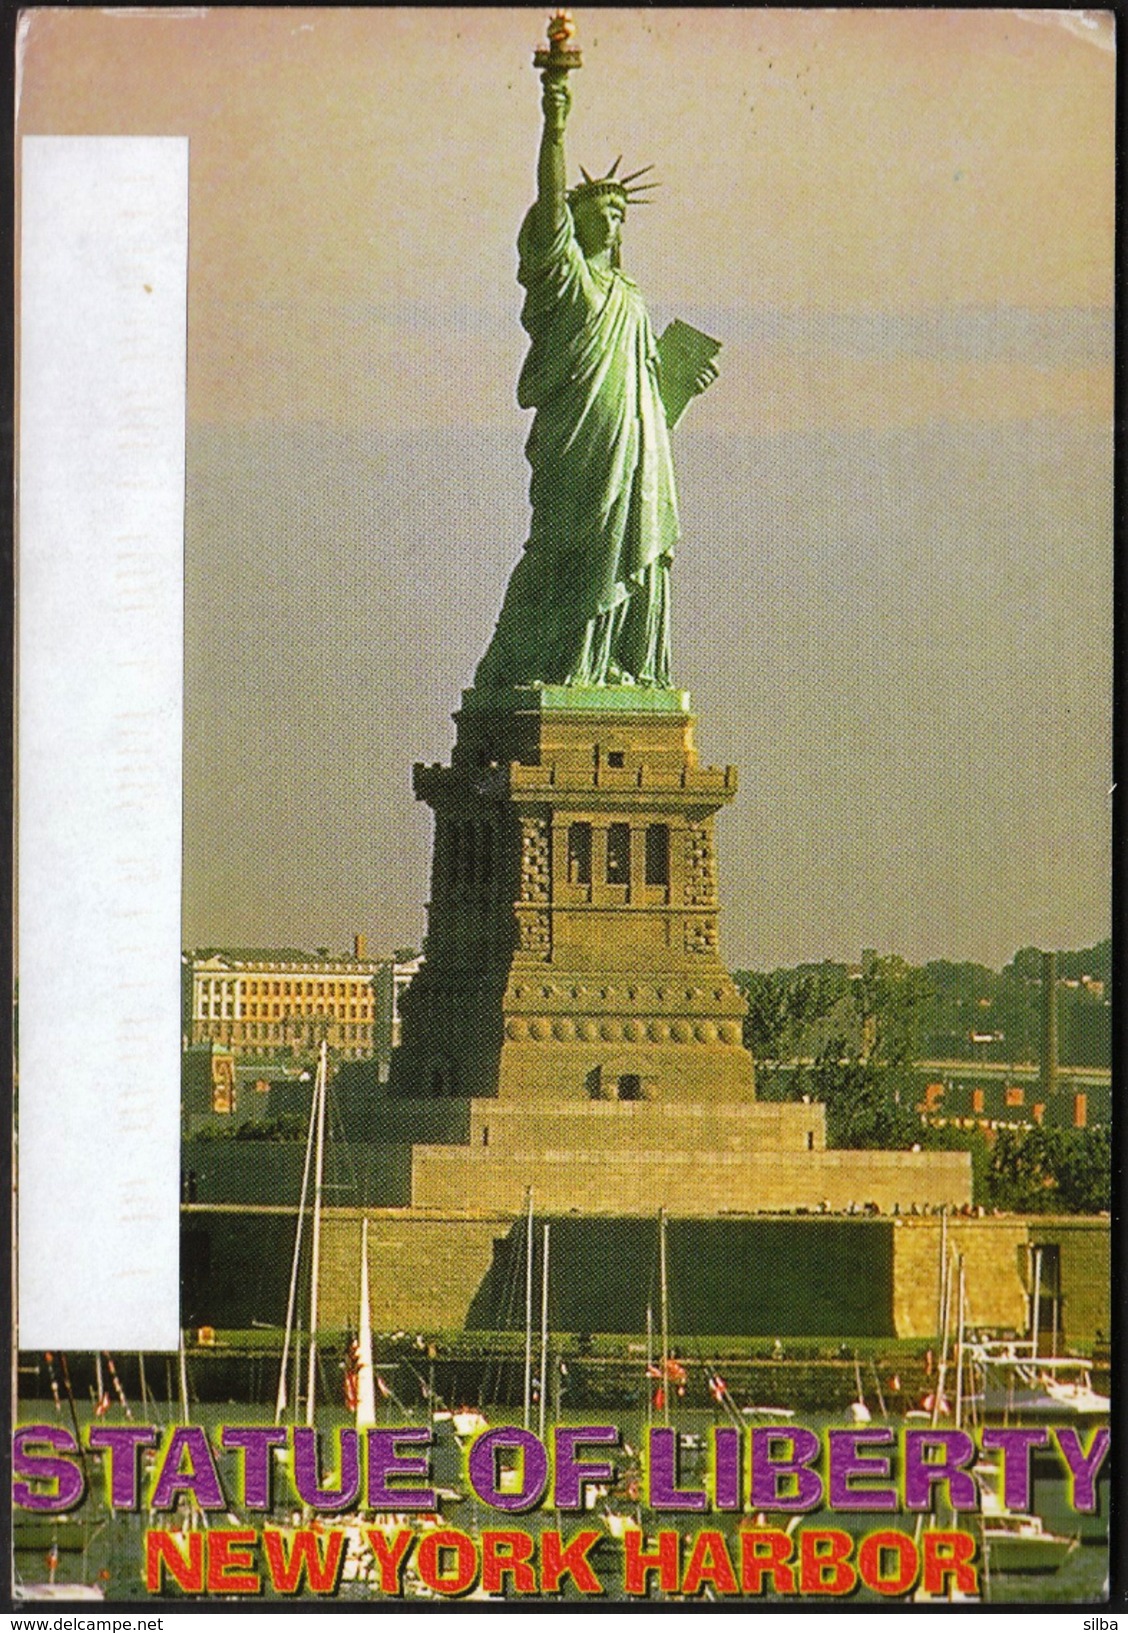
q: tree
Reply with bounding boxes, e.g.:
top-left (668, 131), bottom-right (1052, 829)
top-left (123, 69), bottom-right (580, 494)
top-left (1048, 1126), bottom-right (1111, 1214)
top-left (985, 1125), bottom-right (1110, 1214)
top-left (734, 970), bottom-right (794, 1062)
top-left (919, 1123), bottom-right (992, 1207)
top-left (734, 966), bottom-right (843, 1062)
top-left (1008, 946), bottom-right (1044, 982)
top-left (987, 1128), bottom-right (1057, 1212)
top-left (850, 955), bottom-right (934, 1068)
top-left (809, 1041), bottom-right (920, 1150)
top-left (800, 952), bottom-right (938, 1151)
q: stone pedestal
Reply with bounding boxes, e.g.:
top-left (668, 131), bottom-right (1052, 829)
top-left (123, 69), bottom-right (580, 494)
top-left (389, 685), bottom-right (754, 1102)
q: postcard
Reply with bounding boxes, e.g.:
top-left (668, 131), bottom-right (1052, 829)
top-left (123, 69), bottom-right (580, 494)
top-left (13, 6), bottom-right (1114, 1611)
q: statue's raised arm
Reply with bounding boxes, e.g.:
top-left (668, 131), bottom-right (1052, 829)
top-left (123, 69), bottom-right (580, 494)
top-left (530, 72), bottom-right (571, 250)
top-left (473, 13), bottom-right (715, 694)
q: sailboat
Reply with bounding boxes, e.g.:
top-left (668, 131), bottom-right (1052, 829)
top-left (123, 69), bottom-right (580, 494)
top-left (970, 1340), bottom-right (1110, 1424)
top-left (975, 1458), bottom-right (1079, 1574)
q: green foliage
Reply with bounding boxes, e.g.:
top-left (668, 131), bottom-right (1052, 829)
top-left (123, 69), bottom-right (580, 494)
top-left (733, 944), bottom-right (1108, 1210)
top-left (740, 954), bottom-right (938, 1151)
top-left (799, 1064), bottom-right (1108, 1214)
top-left (808, 1046), bottom-right (921, 1151)
top-left (986, 1125), bottom-right (1111, 1214)
top-left (851, 956), bottom-right (934, 1067)
top-left (737, 941), bottom-right (1109, 1069)
top-left (1008, 940), bottom-right (1111, 985)
top-left (917, 1123), bottom-right (993, 1206)
top-left (194, 1113), bottom-right (307, 1142)
top-left (1058, 939), bottom-right (1112, 984)
top-left (739, 943), bottom-right (1109, 1214)
top-left (1008, 946), bottom-right (1044, 982)
top-left (733, 962), bottom-right (851, 1061)
top-left (1054, 1125), bottom-right (1112, 1212)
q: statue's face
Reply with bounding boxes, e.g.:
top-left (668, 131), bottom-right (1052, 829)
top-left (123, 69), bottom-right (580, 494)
top-left (573, 195), bottom-right (625, 257)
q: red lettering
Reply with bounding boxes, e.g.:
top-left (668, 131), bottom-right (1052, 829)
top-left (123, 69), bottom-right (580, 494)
top-left (540, 1529), bottom-right (603, 1595)
top-left (858, 1530), bottom-right (918, 1596)
top-left (624, 1529), bottom-right (679, 1595)
top-left (416, 1528), bottom-right (478, 1596)
top-left (145, 1529), bottom-right (204, 1593)
top-left (262, 1528), bottom-right (344, 1595)
top-left (799, 1529), bottom-right (856, 1596)
top-left (740, 1528), bottom-right (796, 1594)
top-left (365, 1526), bottom-right (414, 1594)
top-left (681, 1529), bottom-right (739, 1596)
top-left (481, 1530), bottom-right (537, 1594)
top-left (922, 1529), bottom-right (978, 1598)
top-left (206, 1529), bottom-right (261, 1595)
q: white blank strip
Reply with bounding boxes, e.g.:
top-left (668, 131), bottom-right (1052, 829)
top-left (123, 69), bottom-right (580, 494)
top-left (18, 137), bottom-right (187, 1351)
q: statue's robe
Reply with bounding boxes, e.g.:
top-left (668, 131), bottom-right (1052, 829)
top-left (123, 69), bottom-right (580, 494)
top-left (474, 206), bottom-right (680, 688)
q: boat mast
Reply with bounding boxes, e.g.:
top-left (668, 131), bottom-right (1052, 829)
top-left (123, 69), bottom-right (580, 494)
top-left (870, 1357), bottom-right (889, 1422)
top-left (522, 1188), bottom-right (534, 1431)
top-left (355, 1214), bottom-right (377, 1428)
top-left (58, 1356), bottom-right (90, 1485)
top-left (274, 1047), bottom-right (321, 1423)
top-left (305, 1041), bottom-right (329, 1427)
top-left (953, 1254), bottom-right (966, 1428)
top-left (913, 1242), bottom-right (956, 1573)
top-left (933, 1245), bottom-right (955, 1425)
top-left (659, 1208), bottom-right (670, 1429)
top-left (949, 1254), bottom-right (970, 1603)
top-left (178, 1329), bottom-right (190, 1427)
top-left (537, 1222), bottom-right (550, 1442)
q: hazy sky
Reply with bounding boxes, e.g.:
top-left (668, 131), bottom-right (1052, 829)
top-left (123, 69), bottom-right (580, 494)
top-left (19, 8), bottom-right (1114, 969)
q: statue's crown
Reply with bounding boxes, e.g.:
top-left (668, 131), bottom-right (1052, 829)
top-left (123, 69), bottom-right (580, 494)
top-left (567, 157), bottom-right (657, 210)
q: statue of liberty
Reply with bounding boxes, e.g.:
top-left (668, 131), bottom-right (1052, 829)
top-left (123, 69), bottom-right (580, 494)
top-left (474, 15), bottom-right (718, 691)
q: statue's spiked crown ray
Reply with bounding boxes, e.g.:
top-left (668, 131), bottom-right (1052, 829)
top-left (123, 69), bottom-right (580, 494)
top-left (568, 157), bottom-right (659, 211)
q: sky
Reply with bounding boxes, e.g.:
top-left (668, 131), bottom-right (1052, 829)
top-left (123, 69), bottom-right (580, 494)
top-left (18, 7), bottom-right (1114, 970)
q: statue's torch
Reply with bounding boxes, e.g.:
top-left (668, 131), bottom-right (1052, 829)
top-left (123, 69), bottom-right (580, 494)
top-left (534, 10), bottom-right (582, 74)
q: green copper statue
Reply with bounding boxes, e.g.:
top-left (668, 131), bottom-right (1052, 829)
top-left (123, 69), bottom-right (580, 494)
top-left (474, 19), bottom-right (718, 691)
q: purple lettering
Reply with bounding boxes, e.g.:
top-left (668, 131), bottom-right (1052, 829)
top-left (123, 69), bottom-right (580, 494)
top-left (150, 1427), bottom-right (226, 1511)
top-left (827, 1428), bottom-right (897, 1511)
top-left (12, 1426), bottom-right (86, 1513)
top-left (221, 1426), bottom-right (287, 1511)
top-left (903, 1430), bottom-right (977, 1512)
top-left (750, 1428), bottom-right (823, 1512)
top-left (88, 1425), bottom-right (157, 1509)
top-left (648, 1427), bottom-right (707, 1512)
top-left (467, 1428), bottom-right (548, 1513)
top-left (1053, 1427), bottom-right (1109, 1513)
top-left (292, 1428), bottom-right (361, 1512)
top-left (979, 1428), bottom-right (1047, 1512)
top-left (553, 1426), bottom-right (618, 1511)
top-left (366, 1428), bottom-right (435, 1510)
top-left (713, 1427), bottom-right (742, 1512)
